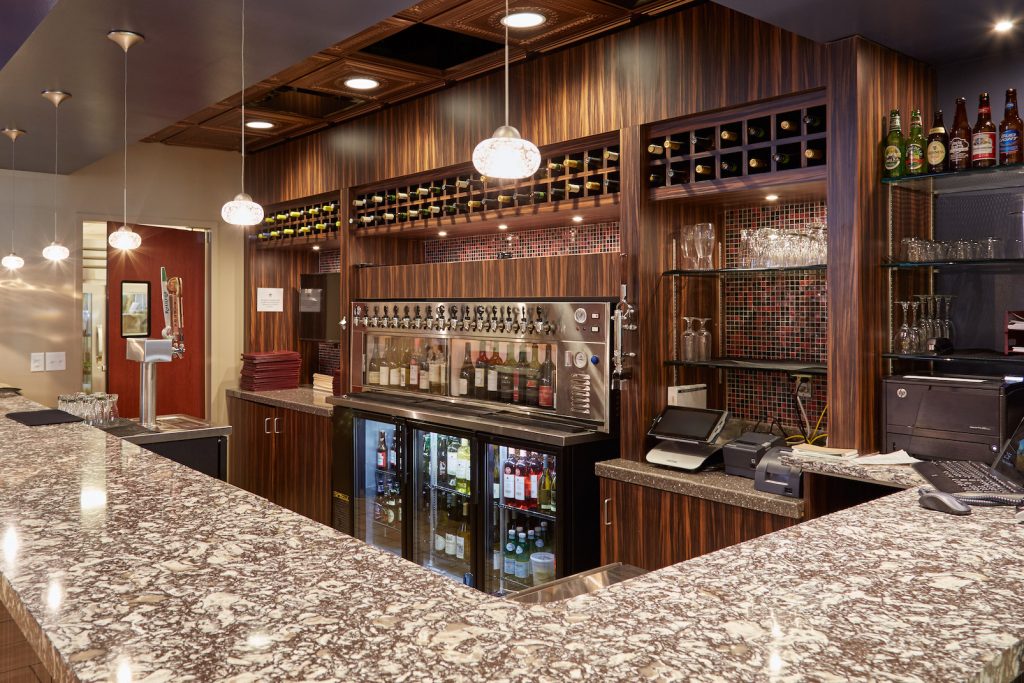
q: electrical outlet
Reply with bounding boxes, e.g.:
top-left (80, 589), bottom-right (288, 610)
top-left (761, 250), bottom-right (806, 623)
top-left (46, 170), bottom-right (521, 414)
top-left (30, 353), bottom-right (45, 372)
top-left (45, 352), bottom-right (66, 372)
top-left (794, 374), bottom-right (813, 400)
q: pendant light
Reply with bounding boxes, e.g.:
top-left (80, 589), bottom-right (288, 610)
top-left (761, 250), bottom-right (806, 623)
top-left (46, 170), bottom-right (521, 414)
top-left (220, 0), bottom-right (264, 226)
top-left (107, 30), bottom-right (144, 251)
top-left (41, 91), bottom-right (71, 262)
top-left (471, 0), bottom-right (540, 180)
top-left (1, 128), bottom-right (26, 271)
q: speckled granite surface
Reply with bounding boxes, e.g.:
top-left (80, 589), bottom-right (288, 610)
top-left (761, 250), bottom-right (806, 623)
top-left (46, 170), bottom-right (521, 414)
top-left (596, 458), bottom-right (804, 519)
top-left (2, 394), bottom-right (1023, 682)
top-left (226, 386), bottom-right (334, 417)
top-left (780, 454), bottom-right (927, 489)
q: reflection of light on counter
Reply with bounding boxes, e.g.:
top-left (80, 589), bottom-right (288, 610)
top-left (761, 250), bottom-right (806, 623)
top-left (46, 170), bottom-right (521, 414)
top-left (116, 658), bottom-right (133, 683)
top-left (768, 651), bottom-right (783, 674)
top-left (2, 526), bottom-right (18, 565)
top-left (770, 621), bottom-right (782, 638)
top-left (80, 486), bottom-right (107, 510)
top-left (246, 632), bottom-right (272, 649)
top-left (46, 579), bottom-right (63, 611)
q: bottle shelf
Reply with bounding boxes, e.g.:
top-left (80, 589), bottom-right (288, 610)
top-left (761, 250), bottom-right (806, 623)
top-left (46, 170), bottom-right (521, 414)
top-left (495, 501), bottom-right (557, 522)
top-left (650, 165), bottom-right (826, 203)
top-left (431, 483), bottom-right (471, 499)
top-left (664, 264), bottom-right (826, 277)
top-left (882, 258), bottom-right (1024, 270)
top-left (882, 349), bottom-right (1024, 367)
top-left (252, 190), bottom-right (341, 247)
top-left (880, 161), bottom-right (1024, 195)
top-left (664, 358), bottom-right (827, 375)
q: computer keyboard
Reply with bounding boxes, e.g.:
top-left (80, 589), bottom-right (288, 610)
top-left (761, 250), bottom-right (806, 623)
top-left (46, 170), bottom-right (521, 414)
top-left (940, 460), bottom-right (1018, 492)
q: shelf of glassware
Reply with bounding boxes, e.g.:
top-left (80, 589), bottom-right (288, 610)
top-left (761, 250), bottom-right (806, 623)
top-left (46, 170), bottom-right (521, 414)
top-left (882, 258), bottom-right (1024, 270)
top-left (663, 264), bottom-right (827, 277)
top-left (881, 162), bottom-right (1024, 195)
top-left (882, 350), bottom-right (1024, 367)
top-left (664, 358), bottom-right (827, 375)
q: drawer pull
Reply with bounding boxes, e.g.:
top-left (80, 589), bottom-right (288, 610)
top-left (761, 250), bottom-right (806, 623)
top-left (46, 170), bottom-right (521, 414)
top-left (603, 497), bottom-right (612, 526)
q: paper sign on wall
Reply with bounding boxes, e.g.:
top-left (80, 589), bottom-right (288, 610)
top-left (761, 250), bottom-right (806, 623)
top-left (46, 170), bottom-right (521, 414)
top-left (257, 287), bottom-right (284, 312)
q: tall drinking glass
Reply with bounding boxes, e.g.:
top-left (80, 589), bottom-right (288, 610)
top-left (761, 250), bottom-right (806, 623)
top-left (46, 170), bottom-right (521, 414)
top-left (696, 318), bottom-right (712, 361)
top-left (694, 222), bottom-right (715, 270)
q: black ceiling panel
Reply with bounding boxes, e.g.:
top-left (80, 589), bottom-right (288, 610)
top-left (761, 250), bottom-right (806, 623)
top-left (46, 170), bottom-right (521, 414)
top-left (360, 24), bottom-right (503, 70)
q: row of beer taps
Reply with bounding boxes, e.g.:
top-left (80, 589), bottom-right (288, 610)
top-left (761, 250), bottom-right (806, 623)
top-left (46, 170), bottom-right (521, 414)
top-left (354, 303), bottom-right (555, 335)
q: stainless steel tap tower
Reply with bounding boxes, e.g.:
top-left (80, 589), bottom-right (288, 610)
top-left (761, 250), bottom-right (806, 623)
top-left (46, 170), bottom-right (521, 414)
top-left (126, 267), bottom-right (185, 429)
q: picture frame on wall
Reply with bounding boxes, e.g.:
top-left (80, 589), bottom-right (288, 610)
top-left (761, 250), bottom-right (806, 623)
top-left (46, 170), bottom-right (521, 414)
top-left (120, 280), bottom-right (151, 338)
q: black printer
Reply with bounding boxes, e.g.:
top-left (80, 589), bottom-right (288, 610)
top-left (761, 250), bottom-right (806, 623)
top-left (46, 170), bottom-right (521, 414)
top-left (883, 375), bottom-right (1024, 462)
top-left (723, 431), bottom-right (786, 478)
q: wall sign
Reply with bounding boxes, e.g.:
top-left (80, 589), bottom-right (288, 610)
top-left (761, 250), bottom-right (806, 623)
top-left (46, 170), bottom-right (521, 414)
top-left (257, 287), bottom-right (284, 312)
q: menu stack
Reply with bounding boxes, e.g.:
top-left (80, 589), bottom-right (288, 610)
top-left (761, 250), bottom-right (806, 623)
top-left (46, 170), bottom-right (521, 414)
top-left (240, 351), bottom-right (301, 391)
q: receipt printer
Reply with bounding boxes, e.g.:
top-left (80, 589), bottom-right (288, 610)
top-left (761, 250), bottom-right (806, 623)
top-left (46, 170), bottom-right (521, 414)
top-left (754, 447), bottom-right (803, 498)
top-left (723, 432), bottom-right (785, 479)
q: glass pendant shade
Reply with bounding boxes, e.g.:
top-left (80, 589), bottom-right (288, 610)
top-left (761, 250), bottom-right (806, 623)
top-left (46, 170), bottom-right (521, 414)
top-left (108, 225), bottom-right (142, 250)
top-left (472, 125), bottom-right (541, 179)
top-left (221, 193), bottom-right (264, 226)
top-left (1, 253), bottom-right (24, 270)
top-left (42, 242), bottom-right (69, 262)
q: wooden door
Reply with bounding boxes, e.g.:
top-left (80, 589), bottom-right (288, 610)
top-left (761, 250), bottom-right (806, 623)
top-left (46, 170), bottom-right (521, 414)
top-left (273, 408), bottom-right (332, 525)
top-left (227, 397), bottom-right (276, 500)
top-left (106, 223), bottom-right (207, 419)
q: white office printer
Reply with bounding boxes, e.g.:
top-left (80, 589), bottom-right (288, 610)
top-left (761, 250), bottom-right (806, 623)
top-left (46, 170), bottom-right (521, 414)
top-left (645, 406), bottom-right (728, 472)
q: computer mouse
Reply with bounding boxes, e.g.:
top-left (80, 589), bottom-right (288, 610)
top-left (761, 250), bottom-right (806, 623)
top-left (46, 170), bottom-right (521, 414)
top-left (918, 490), bottom-right (972, 516)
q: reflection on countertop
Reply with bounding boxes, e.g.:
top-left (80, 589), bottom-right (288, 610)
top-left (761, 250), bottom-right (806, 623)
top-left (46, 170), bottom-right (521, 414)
top-left (226, 386), bottom-right (335, 417)
top-left (1, 394), bottom-right (1022, 682)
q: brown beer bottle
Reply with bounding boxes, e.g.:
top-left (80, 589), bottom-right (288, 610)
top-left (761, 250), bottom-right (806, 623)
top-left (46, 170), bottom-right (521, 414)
top-left (999, 88), bottom-right (1023, 165)
top-left (970, 92), bottom-right (997, 168)
top-left (926, 110), bottom-right (950, 173)
top-left (949, 97), bottom-right (972, 171)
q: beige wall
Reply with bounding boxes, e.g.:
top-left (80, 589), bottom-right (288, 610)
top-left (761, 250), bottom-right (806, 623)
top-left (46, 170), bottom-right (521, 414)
top-left (1, 143), bottom-right (244, 425)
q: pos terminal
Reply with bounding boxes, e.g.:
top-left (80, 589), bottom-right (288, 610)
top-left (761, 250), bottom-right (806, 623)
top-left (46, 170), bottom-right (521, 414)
top-left (645, 406), bottom-right (728, 471)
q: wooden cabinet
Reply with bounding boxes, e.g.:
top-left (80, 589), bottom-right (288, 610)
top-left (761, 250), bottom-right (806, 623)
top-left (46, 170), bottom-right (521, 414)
top-left (599, 478), bottom-right (798, 571)
top-left (227, 396), bottom-right (332, 525)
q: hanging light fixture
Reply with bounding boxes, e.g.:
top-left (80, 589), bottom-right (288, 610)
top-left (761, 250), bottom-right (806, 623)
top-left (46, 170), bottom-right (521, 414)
top-left (220, 0), bottom-right (264, 226)
top-left (472, 0), bottom-right (540, 180)
top-left (1, 128), bottom-right (26, 271)
top-left (107, 30), bottom-right (144, 251)
top-left (41, 91), bottom-right (71, 262)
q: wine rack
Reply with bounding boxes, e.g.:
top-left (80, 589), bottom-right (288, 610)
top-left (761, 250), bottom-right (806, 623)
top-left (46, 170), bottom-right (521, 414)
top-left (349, 134), bottom-right (621, 238)
top-left (253, 191), bottom-right (341, 248)
top-left (647, 93), bottom-right (827, 201)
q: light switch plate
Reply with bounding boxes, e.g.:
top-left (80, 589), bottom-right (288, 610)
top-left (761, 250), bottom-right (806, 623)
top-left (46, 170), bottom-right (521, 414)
top-left (44, 352), bottom-right (66, 372)
top-left (30, 353), bottom-right (45, 372)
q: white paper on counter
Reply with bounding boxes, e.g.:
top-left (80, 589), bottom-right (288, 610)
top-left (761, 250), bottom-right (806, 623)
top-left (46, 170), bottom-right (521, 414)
top-left (852, 450), bottom-right (921, 465)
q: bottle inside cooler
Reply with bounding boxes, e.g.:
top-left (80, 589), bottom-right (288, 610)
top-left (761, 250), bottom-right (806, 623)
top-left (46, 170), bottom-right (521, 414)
top-left (414, 429), bottom-right (473, 582)
top-left (355, 418), bottom-right (403, 557)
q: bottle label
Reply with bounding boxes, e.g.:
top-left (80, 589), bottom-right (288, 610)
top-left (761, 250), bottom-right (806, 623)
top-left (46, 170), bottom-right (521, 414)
top-left (539, 386), bottom-right (554, 408)
top-left (379, 369), bottom-right (390, 387)
top-left (972, 132), bottom-right (996, 160)
top-left (883, 145), bottom-right (902, 171)
top-left (514, 475), bottom-right (526, 501)
top-left (529, 475), bottom-right (539, 501)
top-left (368, 370), bottom-right (380, 385)
top-left (389, 367), bottom-right (401, 385)
top-left (435, 533), bottom-right (446, 552)
top-left (419, 371), bottom-right (430, 391)
top-left (459, 378), bottom-right (469, 395)
top-left (493, 482), bottom-right (500, 499)
top-left (429, 363), bottom-right (441, 383)
top-left (487, 369), bottom-right (498, 392)
top-left (979, 106), bottom-right (991, 115)
top-left (905, 143), bottom-right (924, 172)
top-left (389, 449), bottom-right (397, 468)
top-left (474, 368), bottom-right (485, 388)
top-left (1000, 129), bottom-right (1020, 156)
top-left (950, 137), bottom-right (970, 163)
top-left (503, 555), bottom-right (516, 576)
top-left (409, 364), bottom-right (419, 388)
top-left (493, 550), bottom-right (502, 571)
top-left (455, 536), bottom-right (465, 560)
top-left (926, 140), bottom-right (946, 166)
top-left (928, 127), bottom-right (945, 135)
top-left (445, 533), bottom-right (456, 555)
top-left (503, 472), bottom-right (515, 499)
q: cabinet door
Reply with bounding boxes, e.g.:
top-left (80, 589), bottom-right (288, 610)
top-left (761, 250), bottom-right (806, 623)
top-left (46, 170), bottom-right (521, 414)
top-left (273, 408), bottom-right (333, 525)
top-left (227, 397), bottom-right (276, 500)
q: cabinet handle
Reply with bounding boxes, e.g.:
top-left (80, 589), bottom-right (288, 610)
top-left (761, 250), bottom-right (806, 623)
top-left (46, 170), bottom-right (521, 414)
top-left (274, 417), bottom-right (281, 434)
top-left (603, 497), bottom-right (612, 526)
top-left (264, 417), bottom-right (271, 434)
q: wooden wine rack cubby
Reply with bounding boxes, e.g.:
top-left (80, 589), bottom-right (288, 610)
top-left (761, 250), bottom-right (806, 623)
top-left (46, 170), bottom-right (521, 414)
top-left (253, 190), bottom-right (341, 249)
top-left (349, 133), bottom-right (621, 238)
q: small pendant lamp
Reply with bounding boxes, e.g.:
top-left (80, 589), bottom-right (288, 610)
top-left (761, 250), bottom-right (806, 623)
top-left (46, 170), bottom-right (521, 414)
top-left (107, 30), bottom-right (144, 251)
top-left (41, 91), bottom-right (70, 262)
top-left (1, 128), bottom-right (26, 271)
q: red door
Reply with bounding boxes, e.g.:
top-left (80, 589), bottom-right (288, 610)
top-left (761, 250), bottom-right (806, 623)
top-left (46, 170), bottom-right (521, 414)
top-left (106, 223), bottom-right (206, 419)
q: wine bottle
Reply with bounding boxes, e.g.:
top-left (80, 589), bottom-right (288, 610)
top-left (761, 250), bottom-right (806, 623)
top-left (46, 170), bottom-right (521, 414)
top-left (748, 157), bottom-right (769, 169)
top-left (566, 183), bottom-right (582, 194)
top-left (538, 344), bottom-right (555, 408)
top-left (747, 125), bottom-right (767, 140)
top-left (694, 163), bottom-right (714, 176)
top-left (454, 178), bottom-right (472, 189)
top-left (474, 343), bottom-right (489, 398)
top-left (779, 117), bottom-right (799, 132)
top-left (458, 342), bottom-right (474, 397)
top-left (647, 143), bottom-right (665, 155)
top-left (487, 343), bottom-right (502, 401)
top-left (550, 187), bottom-right (565, 200)
top-left (415, 187), bottom-right (432, 197)
top-left (802, 113), bottom-right (823, 128)
top-left (466, 200), bottom-right (485, 210)
top-left (289, 210), bottom-right (301, 218)
top-left (525, 344), bottom-right (541, 406)
top-left (720, 129), bottom-right (739, 142)
top-left (359, 216), bottom-right (375, 224)
top-left (514, 346), bottom-right (527, 405)
top-left (564, 159), bottom-right (583, 170)
top-left (499, 342), bottom-right (515, 403)
top-left (603, 150), bottom-right (620, 162)
top-left (370, 194), bottom-right (384, 204)
top-left (772, 152), bottom-right (795, 165)
top-left (804, 147), bottom-right (825, 160)
top-left (386, 192), bottom-right (409, 202)
top-left (582, 155), bottom-right (602, 167)
top-left (497, 194), bottom-right (514, 205)
top-left (352, 198), bottom-right (367, 207)
top-left (664, 139), bottom-right (684, 151)
top-left (530, 191), bottom-right (548, 201)
top-left (547, 161), bottom-right (565, 172)
top-left (720, 160), bottom-right (739, 173)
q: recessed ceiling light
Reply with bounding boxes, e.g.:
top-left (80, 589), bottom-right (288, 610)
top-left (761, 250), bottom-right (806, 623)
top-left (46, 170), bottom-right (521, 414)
top-left (344, 77), bottom-right (380, 90)
top-left (994, 19), bottom-right (1015, 32)
top-left (498, 223), bottom-right (509, 230)
top-left (501, 12), bottom-right (546, 28)
top-left (245, 120), bottom-right (274, 130)
top-left (572, 215), bottom-right (584, 223)
top-left (765, 194), bottom-right (779, 202)
top-left (438, 231), bottom-right (448, 237)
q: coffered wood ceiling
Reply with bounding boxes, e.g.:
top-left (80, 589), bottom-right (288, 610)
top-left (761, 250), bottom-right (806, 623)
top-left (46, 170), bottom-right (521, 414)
top-left (144, 0), bottom-right (698, 153)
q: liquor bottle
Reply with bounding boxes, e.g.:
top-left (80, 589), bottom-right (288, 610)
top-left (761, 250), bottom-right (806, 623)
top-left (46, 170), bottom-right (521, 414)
top-left (503, 529), bottom-right (517, 577)
top-left (538, 455), bottom-right (553, 511)
top-left (487, 343), bottom-right (502, 401)
top-left (927, 110), bottom-right (950, 174)
top-left (474, 343), bottom-right (489, 398)
top-left (388, 431), bottom-right (398, 471)
top-left (445, 495), bottom-right (458, 556)
top-left (971, 92), bottom-right (997, 168)
top-left (513, 449), bottom-right (528, 508)
top-left (378, 339), bottom-right (391, 387)
top-left (457, 438), bottom-right (471, 495)
top-left (499, 342), bottom-right (515, 403)
top-left (502, 446), bottom-right (516, 502)
top-left (905, 109), bottom-right (926, 176)
top-left (720, 129), bottom-right (739, 142)
top-left (514, 347), bottom-right (528, 405)
top-left (999, 88), bottom-right (1023, 165)
top-left (446, 438), bottom-right (459, 489)
top-left (949, 97), bottom-right (972, 171)
top-left (747, 125), bottom-right (767, 141)
top-left (376, 430), bottom-right (388, 470)
top-left (437, 435), bottom-right (448, 486)
top-left (459, 342), bottom-right (474, 397)
top-left (695, 163), bottom-right (714, 177)
top-left (538, 344), bottom-right (555, 409)
top-left (720, 160), bottom-right (740, 174)
top-left (456, 501), bottom-right (471, 561)
top-left (525, 344), bottom-right (541, 406)
top-left (603, 150), bottom-right (620, 162)
top-left (514, 532), bottom-right (530, 581)
top-left (409, 338), bottom-right (423, 391)
top-left (883, 109), bottom-right (905, 178)
top-left (367, 339), bottom-right (381, 385)
top-left (528, 452), bottom-right (541, 510)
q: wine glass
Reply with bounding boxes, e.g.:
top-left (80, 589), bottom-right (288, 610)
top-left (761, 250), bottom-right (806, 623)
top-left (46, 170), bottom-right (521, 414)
top-left (915, 295), bottom-right (932, 341)
top-left (682, 317), bottom-right (696, 360)
top-left (942, 295), bottom-right (955, 340)
top-left (696, 318), bottom-right (712, 361)
top-left (908, 300), bottom-right (922, 352)
top-left (896, 301), bottom-right (911, 353)
top-left (694, 222), bottom-right (716, 270)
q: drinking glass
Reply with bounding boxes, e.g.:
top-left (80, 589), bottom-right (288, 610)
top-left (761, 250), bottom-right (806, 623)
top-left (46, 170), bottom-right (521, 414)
top-left (694, 222), bottom-right (715, 270)
top-left (908, 301), bottom-right (922, 352)
top-left (980, 237), bottom-right (1004, 260)
top-left (679, 225), bottom-right (697, 270)
top-left (108, 394), bottom-right (120, 422)
top-left (896, 301), bottom-right (912, 353)
top-left (696, 318), bottom-right (712, 361)
top-left (738, 229), bottom-right (753, 268)
top-left (951, 239), bottom-right (971, 261)
top-left (941, 295), bottom-right (955, 340)
top-left (682, 317), bottom-right (697, 360)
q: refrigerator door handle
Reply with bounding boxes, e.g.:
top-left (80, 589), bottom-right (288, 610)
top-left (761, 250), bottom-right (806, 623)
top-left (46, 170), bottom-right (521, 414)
top-left (274, 417), bottom-right (281, 434)
top-left (264, 417), bottom-right (271, 435)
top-left (603, 497), bottom-right (612, 526)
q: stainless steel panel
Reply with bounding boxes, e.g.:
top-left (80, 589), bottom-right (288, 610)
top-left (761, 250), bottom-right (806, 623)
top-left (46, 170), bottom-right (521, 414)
top-left (506, 562), bottom-right (647, 604)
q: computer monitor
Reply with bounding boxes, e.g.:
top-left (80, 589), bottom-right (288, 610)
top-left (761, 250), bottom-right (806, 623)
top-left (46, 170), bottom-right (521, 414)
top-left (648, 406), bottom-right (728, 445)
top-left (993, 416), bottom-right (1024, 486)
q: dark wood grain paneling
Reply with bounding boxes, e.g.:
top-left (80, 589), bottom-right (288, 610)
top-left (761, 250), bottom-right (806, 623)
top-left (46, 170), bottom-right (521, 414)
top-left (227, 396), bottom-right (276, 499)
top-left (825, 37), bottom-right (934, 451)
top-left (803, 472), bottom-right (899, 520)
top-left (599, 477), bottom-right (797, 571)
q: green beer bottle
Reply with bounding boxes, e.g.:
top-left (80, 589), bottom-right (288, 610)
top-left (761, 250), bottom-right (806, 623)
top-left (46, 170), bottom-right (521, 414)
top-left (905, 109), bottom-right (926, 176)
top-left (883, 109), bottom-right (906, 178)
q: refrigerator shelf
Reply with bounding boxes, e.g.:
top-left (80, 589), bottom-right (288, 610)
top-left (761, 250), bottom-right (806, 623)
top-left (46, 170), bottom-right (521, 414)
top-left (495, 501), bottom-right (557, 522)
top-left (431, 483), bottom-right (471, 498)
top-left (374, 467), bottom-right (401, 478)
top-left (422, 553), bottom-right (471, 582)
top-left (371, 518), bottom-right (402, 534)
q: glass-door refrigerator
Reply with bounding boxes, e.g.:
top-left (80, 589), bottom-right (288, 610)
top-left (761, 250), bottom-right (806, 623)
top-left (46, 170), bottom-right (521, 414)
top-left (349, 411), bottom-right (406, 559)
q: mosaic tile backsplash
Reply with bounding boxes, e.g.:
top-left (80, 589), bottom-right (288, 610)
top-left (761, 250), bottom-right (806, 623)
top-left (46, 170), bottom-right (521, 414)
top-left (317, 249), bottom-right (341, 377)
top-left (424, 222), bottom-right (620, 263)
top-left (722, 202), bottom-right (828, 431)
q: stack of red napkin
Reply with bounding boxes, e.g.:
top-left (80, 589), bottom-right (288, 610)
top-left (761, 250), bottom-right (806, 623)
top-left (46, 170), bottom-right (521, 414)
top-left (240, 351), bottom-right (301, 391)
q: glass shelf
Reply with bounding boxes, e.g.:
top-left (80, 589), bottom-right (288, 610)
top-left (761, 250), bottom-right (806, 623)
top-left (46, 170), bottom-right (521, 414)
top-left (882, 258), bottom-right (1024, 270)
top-left (881, 162), bottom-right (1024, 195)
top-left (664, 358), bottom-right (827, 375)
top-left (495, 501), bottom-right (557, 522)
top-left (664, 264), bottom-right (826, 277)
top-left (883, 350), bottom-right (1024, 367)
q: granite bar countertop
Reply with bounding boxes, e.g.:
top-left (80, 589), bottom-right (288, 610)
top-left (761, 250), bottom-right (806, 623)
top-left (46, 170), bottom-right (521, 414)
top-left (226, 386), bottom-right (335, 417)
top-left (596, 458), bottom-right (804, 519)
top-left (780, 454), bottom-right (927, 489)
top-left (1, 393), bottom-right (1023, 682)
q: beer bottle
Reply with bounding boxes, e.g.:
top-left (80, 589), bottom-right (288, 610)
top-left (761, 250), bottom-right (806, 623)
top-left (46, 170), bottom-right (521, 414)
top-left (971, 92), bottom-right (997, 168)
top-left (905, 109), bottom-right (926, 176)
top-left (926, 110), bottom-right (950, 174)
top-left (883, 109), bottom-right (905, 178)
top-left (949, 97), bottom-right (972, 171)
top-left (999, 88), bottom-right (1023, 166)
